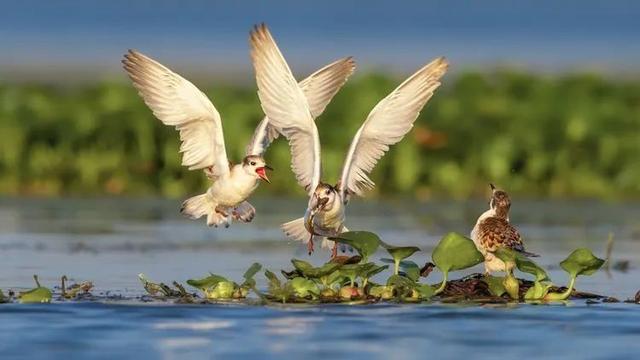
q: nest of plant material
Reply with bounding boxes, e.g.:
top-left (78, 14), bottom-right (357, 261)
top-left (436, 273), bottom-right (618, 303)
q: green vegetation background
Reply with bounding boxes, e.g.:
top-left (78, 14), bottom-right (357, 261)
top-left (0, 70), bottom-right (638, 199)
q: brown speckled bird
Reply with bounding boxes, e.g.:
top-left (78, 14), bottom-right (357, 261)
top-left (471, 184), bottom-right (538, 274)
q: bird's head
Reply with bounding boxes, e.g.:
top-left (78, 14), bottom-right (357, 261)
top-left (242, 155), bottom-right (273, 183)
top-left (310, 182), bottom-right (338, 211)
top-left (489, 183), bottom-right (511, 218)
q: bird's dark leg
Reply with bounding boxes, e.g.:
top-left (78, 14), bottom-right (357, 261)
top-left (307, 234), bottom-right (314, 255)
top-left (331, 241), bottom-right (338, 259)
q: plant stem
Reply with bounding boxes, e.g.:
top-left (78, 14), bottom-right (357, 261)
top-left (434, 271), bottom-right (448, 295)
top-left (394, 259), bottom-right (400, 275)
top-left (545, 276), bottom-right (576, 301)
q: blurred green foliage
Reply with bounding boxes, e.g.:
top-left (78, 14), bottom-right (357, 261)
top-left (0, 70), bottom-right (638, 199)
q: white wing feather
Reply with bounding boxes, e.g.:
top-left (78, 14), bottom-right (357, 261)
top-left (338, 57), bottom-right (449, 202)
top-left (245, 57), bottom-right (355, 157)
top-left (249, 24), bottom-right (322, 194)
top-left (122, 50), bottom-right (229, 178)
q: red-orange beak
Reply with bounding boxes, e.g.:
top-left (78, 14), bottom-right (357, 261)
top-left (256, 165), bottom-right (273, 183)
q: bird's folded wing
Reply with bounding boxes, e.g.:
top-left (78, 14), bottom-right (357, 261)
top-left (245, 57), bottom-right (355, 157)
top-left (122, 50), bottom-right (229, 179)
top-left (338, 57), bottom-right (448, 203)
top-left (249, 24), bottom-right (321, 194)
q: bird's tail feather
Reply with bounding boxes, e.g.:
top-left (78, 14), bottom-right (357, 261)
top-left (180, 193), bottom-right (230, 227)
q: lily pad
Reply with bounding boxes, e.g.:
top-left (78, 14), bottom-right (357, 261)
top-left (330, 231), bottom-right (380, 262)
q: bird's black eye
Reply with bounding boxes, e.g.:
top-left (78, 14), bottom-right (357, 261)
top-left (325, 189), bottom-right (331, 195)
top-left (250, 161), bottom-right (256, 166)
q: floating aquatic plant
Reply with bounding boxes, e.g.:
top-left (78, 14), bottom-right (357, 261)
top-left (380, 241), bottom-right (421, 276)
top-left (187, 263), bottom-right (262, 300)
top-left (330, 231), bottom-right (381, 263)
top-left (544, 248), bottom-right (605, 301)
top-left (432, 232), bottom-right (484, 294)
top-left (18, 275), bottom-right (52, 304)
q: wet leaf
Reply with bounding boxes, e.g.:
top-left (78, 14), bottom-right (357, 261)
top-left (186, 273), bottom-right (228, 291)
top-left (369, 285), bottom-right (394, 299)
top-left (329, 231), bottom-right (380, 261)
top-left (360, 264), bottom-right (389, 280)
top-left (484, 275), bottom-right (506, 297)
top-left (380, 241), bottom-right (420, 274)
top-left (289, 277), bottom-right (319, 298)
top-left (19, 287), bottom-right (52, 304)
top-left (243, 263), bottom-right (262, 280)
top-left (414, 284), bottom-right (435, 300)
top-left (503, 274), bottom-right (520, 300)
top-left (432, 232), bottom-right (484, 273)
top-left (400, 261), bottom-right (421, 282)
top-left (524, 282), bottom-right (552, 300)
top-left (264, 270), bottom-right (282, 290)
top-left (292, 260), bottom-right (342, 279)
top-left (291, 259), bottom-right (314, 273)
top-left (560, 248), bottom-right (605, 278)
top-left (515, 256), bottom-right (549, 282)
top-left (205, 281), bottom-right (236, 299)
top-left (495, 248), bottom-right (549, 282)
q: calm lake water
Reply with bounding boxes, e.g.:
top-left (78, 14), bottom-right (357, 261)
top-left (0, 197), bottom-right (639, 359)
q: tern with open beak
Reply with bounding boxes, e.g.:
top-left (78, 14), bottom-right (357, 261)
top-left (249, 24), bottom-right (448, 255)
top-left (471, 184), bottom-right (539, 274)
top-left (122, 48), bottom-right (355, 227)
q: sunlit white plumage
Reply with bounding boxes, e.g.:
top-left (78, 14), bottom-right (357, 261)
top-left (123, 49), bottom-right (354, 227)
top-left (250, 23), bottom-right (448, 254)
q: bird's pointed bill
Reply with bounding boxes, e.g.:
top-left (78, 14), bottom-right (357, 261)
top-left (256, 167), bottom-right (271, 183)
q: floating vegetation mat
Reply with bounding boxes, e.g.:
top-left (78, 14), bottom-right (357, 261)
top-left (3, 231), bottom-right (637, 306)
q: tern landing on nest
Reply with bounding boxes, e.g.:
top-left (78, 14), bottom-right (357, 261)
top-left (249, 23), bottom-right (448, 256)
top-left (122, 48), bottom-right (355, 228)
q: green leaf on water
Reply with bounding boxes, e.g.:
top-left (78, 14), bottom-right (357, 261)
top-left (19, 287), bottom-right (52, 304)
top-left (243, 263), bottom-right (262, 281)
top-left (291, 260), bottom-right (343, 279)
top-left (414, 284), bottom-right (435, 300)
top-left (291, 259), bottom-right (314, 273)
top-left (545, 248), bottom-right (605, 302)
top-left (560, 248), bottom-right (605, 278)
top-left (432, 232), bottom-right (484, 273)
top-left (495, 248), bottom-right (548, 282)
top-left (0, 289), bottom-right (7, 303)
top-left (515, 256), bottom-right (549, 282)
top-left (524, 282), bottom-right (552, 300)
top-left (380, 241), bottom-right (420, 275)
top-left (186, 273), bottom-right (229, 291)
top-left (329, 231), bottom-right (380, 261)
top-left (400, 261), bottom-right (421, 282)
top-left (264, 270), bottom-right (282, 290)
top-left (484, 275), bottom-right (506, 297)
top-left (289, 277), bottom-right (319, 298)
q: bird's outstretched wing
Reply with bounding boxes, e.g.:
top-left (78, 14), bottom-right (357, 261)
top-left (338, 57), bottom-right (448, 203)
top-left (122, 50), bottom-right (229, 179)
top-left (245, 57), bottom-right (355, 157)
top-left (249, 24), bottom-right (322, 194)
